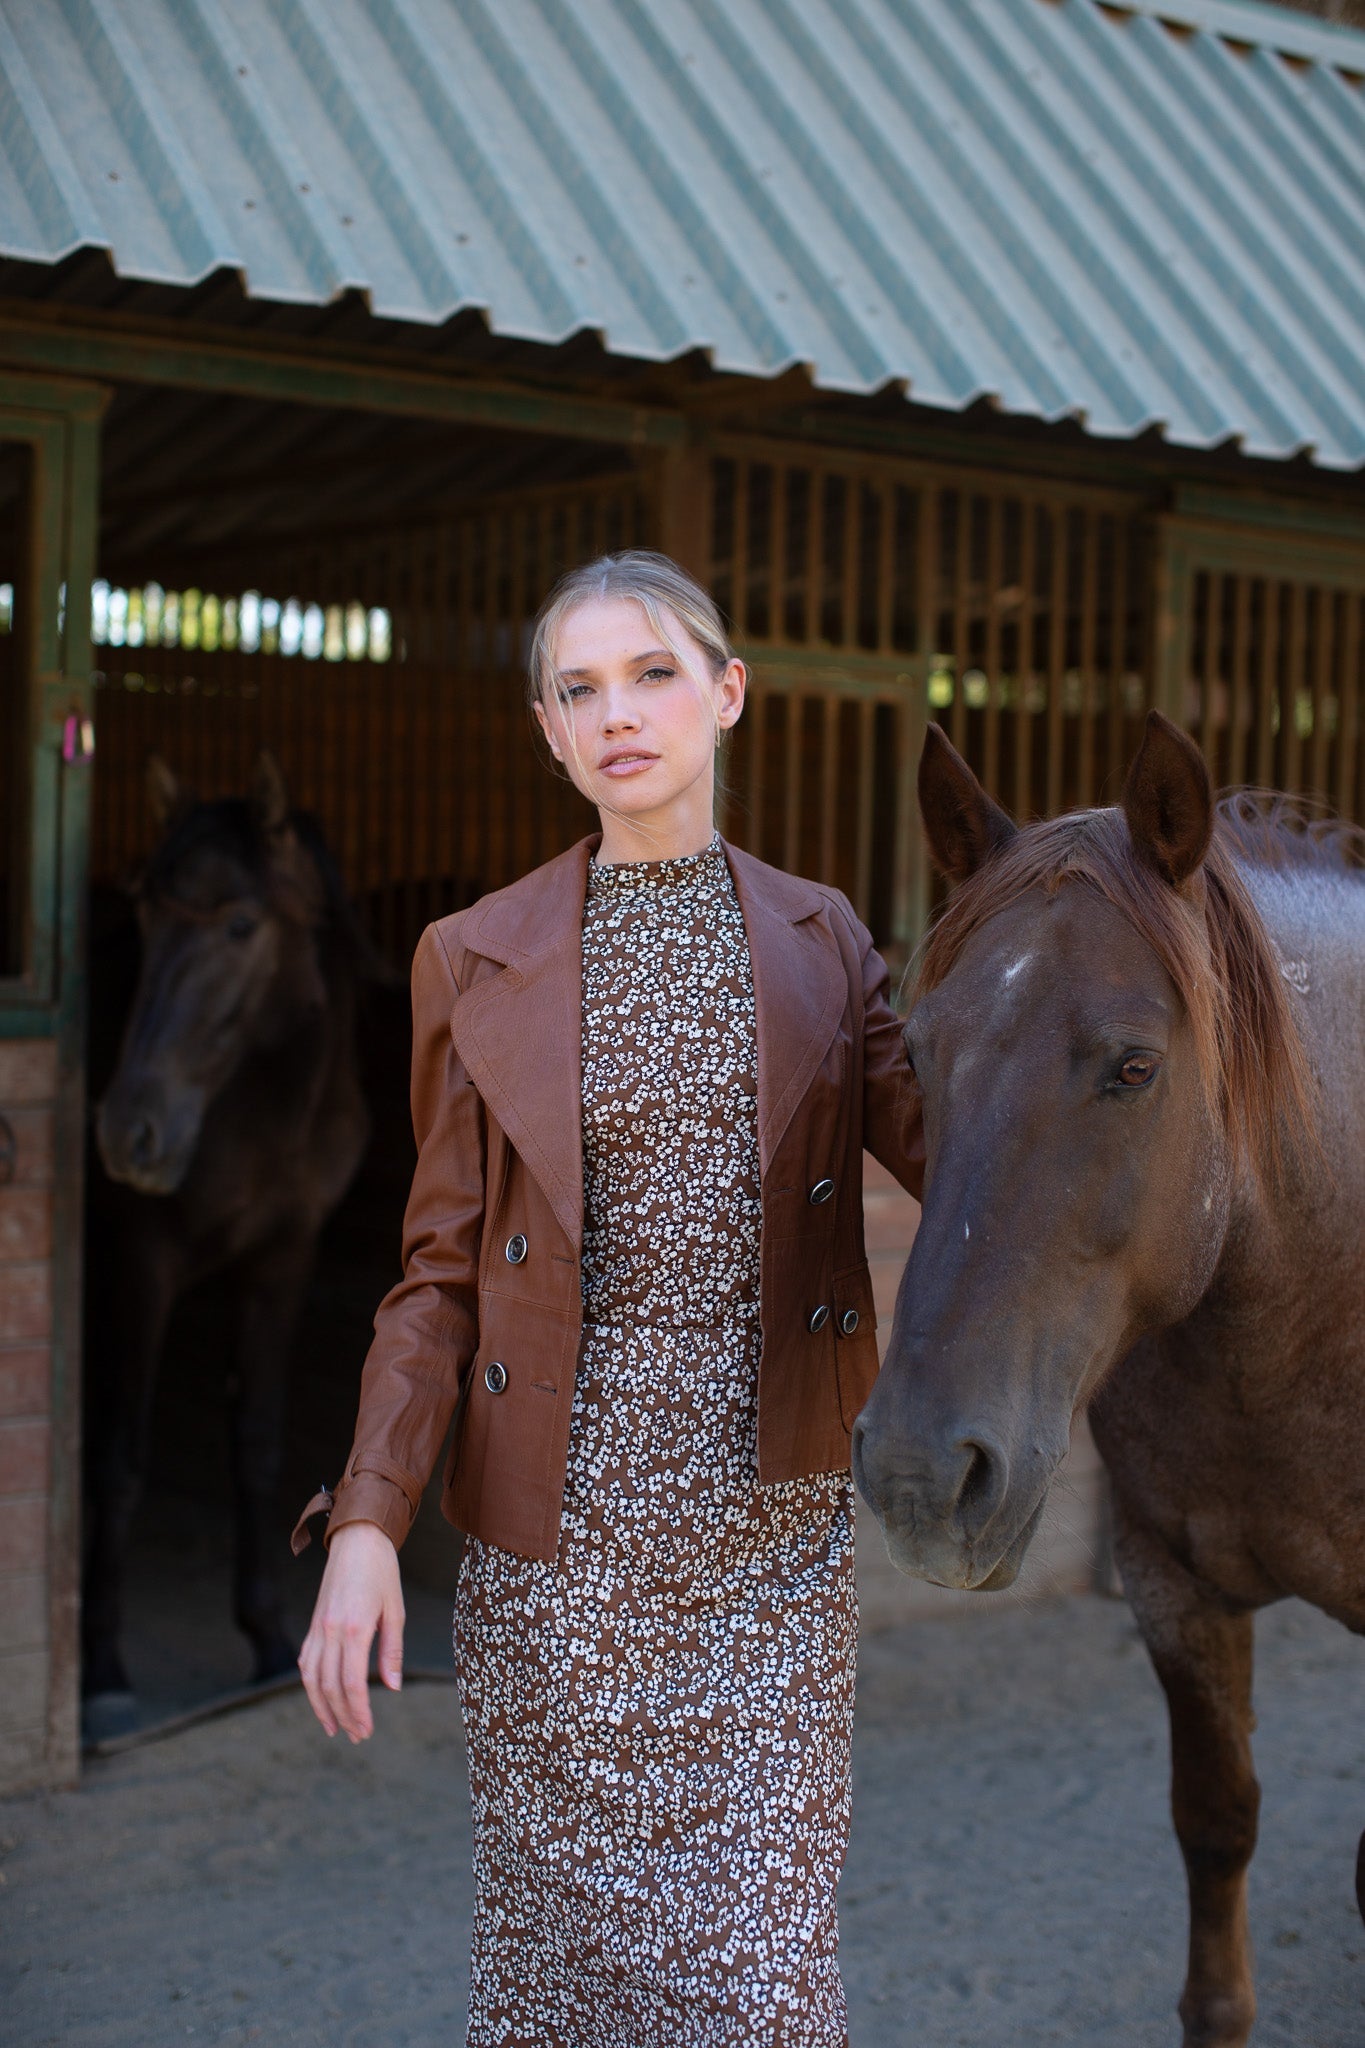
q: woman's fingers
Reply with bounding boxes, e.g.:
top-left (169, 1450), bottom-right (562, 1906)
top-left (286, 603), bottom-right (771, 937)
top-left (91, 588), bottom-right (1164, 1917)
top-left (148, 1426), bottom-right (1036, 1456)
top-left (338, 1622), bottom-right (376, 1741)
top-left (377, 1598), bottom-right (406, 1693)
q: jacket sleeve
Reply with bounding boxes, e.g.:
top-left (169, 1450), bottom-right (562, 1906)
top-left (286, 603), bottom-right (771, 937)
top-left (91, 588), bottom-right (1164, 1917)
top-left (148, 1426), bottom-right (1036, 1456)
top-left (323, 921), bottom-right (486, 1551)
top-left (847, 902), bottom-right (925, 1203)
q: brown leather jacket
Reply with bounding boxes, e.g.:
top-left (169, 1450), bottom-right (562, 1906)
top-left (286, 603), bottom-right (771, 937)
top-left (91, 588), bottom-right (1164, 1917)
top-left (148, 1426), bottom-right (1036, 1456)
top-left (313, 834), bottom-right (924, 1563)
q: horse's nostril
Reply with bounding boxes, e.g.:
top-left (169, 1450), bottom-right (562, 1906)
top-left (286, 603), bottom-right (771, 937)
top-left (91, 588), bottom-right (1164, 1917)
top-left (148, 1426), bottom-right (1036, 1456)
top-left (129, 1118), bottom-right (159, 1169)
top-left (952, 1437), bottom-right (1007, 1532)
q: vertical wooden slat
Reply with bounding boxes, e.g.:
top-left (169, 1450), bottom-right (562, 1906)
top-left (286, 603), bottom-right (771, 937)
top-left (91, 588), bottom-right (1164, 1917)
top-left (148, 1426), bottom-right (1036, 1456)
top-left (1046, 503), bottom-right (1066, 816)
top-left (731, 459), bottom-right (750, 639)
top-left (748, 685), bottom-right (766, 859)
top-left (951, 490), bottom-right (969, 755)
top-left (855, 695), bottom-right (875, 930)
top-left (1282, 579), bottom-right (1306, 795)
top-left (1201, 571), bottom-right (1222, 780)
top-left (429, 520), bottom-right (450, 922)
top-left (1105, 514), bottom-right (1129, 800)
top-left (1227, 573), bottom-right (1251, 790)
top-left (1014, 502), bottom-right (1034, 820)
top-left (895, 482), bottom-right (938, 965)
top-left (1255, 579), bottom-right (1279, 790)
top-left (1310, 583), bottom-right (1333, 801)
top-left (841, 480), bottom-right (860, 652)
top-left (770, 466), bottom-right (788, 648)
top-left (982, 495), bottom-right (1003, 800)
top-left (783, 692), bottom-right (802, 874)
top-left (1337, 590), bottom-right (1361, 821)
top-left (877, 479), bottom-right (895, 655)
top-left (1077, 510), bottom-right (1098, 807)
top-left (804, 470), bottom-right (821, 646)
top-left (820, 692), bottom-right (839, 884)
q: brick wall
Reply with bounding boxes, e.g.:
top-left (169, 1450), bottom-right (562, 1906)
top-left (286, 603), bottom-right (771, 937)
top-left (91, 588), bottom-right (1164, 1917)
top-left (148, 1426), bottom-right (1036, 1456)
top-left (0, 1039), bottom-right (58, 1788)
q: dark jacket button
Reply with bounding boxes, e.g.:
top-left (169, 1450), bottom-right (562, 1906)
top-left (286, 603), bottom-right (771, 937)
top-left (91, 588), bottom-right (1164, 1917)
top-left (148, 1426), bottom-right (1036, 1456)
top-left (808, 1305), bottom-right (830, 1333)
top-left (838, 1308), bottom-right (860, 1336)
top-left (505, 1233), bottom-right (527, 1264)
top-left (484, 1361), bottom-right (508, 1394)
top-left (809, 1177), bottom-right (835, 1204)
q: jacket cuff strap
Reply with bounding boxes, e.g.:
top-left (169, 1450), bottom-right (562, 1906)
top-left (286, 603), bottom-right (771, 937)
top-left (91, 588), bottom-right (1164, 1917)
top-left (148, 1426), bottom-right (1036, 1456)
top-left (289, 1485), bottom-right (336, 1557)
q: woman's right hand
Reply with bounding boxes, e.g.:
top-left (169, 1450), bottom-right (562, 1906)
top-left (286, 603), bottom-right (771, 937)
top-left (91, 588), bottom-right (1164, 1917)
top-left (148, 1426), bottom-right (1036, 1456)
top-left (298, 1520), bottom-right (405, 1742)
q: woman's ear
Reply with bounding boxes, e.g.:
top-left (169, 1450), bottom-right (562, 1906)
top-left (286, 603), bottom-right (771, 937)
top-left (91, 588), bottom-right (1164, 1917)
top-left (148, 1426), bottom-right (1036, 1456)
top-left (533, 697), bottom-right (564, 761)
top-left (716, 658), bottom-right (746, 732)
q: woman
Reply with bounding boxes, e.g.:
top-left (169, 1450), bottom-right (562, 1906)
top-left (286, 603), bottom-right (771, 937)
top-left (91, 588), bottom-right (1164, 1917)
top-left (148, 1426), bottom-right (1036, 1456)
top-left (297, 551), bottom-right (924, 2045)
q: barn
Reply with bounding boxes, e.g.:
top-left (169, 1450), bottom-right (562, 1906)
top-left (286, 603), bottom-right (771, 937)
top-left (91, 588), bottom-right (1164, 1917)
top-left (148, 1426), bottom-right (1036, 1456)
top-left (0, 0), bottom-right (1362, 1793)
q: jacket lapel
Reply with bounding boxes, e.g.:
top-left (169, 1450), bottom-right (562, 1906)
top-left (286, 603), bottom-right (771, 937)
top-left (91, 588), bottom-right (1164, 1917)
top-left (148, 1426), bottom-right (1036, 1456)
top-left (450, 838), bottom-right (593, 1251)
top-left (724, 842), bottom-right (846, 1182)
top-left (449, 833), bottom-right (847, 1241)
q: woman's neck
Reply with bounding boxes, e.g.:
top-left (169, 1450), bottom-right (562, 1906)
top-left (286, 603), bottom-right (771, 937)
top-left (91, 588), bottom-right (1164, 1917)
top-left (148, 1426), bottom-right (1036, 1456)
top-left (594, 804), bottom-right (718, 866)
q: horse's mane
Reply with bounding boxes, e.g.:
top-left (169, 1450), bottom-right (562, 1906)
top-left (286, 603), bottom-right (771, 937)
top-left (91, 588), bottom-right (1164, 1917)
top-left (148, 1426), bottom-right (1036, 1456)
top-left (912, 798), bottom-right (1322, 1182)
top-left (1214, 789), bottom-right (1365, 876)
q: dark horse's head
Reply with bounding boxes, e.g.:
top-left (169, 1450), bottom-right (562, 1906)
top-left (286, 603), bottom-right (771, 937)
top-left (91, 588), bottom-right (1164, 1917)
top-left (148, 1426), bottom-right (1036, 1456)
top-left (97, 755), bottom-right (342, 1197)
top-left (853, 712), bottom-right (1312, 1591)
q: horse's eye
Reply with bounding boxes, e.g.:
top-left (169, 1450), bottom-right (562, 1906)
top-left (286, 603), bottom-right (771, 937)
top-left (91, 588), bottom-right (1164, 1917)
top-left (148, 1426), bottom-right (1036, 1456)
top-left (226, 914), bottom-right (258, 942)
top-left (1117, 1053), bottom-right (1159, 1088)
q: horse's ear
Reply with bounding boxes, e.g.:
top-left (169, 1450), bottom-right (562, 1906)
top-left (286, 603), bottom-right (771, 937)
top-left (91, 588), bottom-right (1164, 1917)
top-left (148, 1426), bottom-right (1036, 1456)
top-left (146, 754), bottom-right (185, 829)
top-left (918, 723), bottom-right (1017, 882)
top-left (1123, 711), bottom-right (1213, 888)
top-left (249, 751), bottom-right (290, 836)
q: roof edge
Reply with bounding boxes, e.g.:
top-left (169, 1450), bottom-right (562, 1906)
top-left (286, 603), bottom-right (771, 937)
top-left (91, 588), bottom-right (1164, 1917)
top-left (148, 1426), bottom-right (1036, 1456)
top-left (1088, 0), bottom-right (1365, 67)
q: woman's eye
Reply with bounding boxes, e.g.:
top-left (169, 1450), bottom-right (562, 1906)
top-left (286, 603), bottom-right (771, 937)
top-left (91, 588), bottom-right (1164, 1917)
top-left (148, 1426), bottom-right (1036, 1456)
top-left (558, 684), bottom-right (590, 704)
top-left (1116, 1053), bottom-right (1159, 1088)
top-left (640, 666), bottom-right (675, 684)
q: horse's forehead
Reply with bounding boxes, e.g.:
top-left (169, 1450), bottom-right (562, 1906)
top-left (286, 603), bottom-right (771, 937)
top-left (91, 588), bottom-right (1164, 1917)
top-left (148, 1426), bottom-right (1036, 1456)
top-left (947, 887), bottom-right (1172, 1015)
top-left (152, 840), bottom-right (260, 914)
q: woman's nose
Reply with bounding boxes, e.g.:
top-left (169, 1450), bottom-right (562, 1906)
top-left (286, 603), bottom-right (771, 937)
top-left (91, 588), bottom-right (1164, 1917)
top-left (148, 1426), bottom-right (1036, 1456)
top-left (601, 697), bottom-right (641, 733)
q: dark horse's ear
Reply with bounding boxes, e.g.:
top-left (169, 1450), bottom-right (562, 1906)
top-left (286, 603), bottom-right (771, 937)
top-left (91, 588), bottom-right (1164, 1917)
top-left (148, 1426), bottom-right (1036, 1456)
top-left (1122, 711), bottom-right (1213, 888)
top-left (918, 723), bottom-right (1018, 882)
top-left (249, 751), bottom-right (290, 837)
top-left (146, 754), bottom-right (186, 830)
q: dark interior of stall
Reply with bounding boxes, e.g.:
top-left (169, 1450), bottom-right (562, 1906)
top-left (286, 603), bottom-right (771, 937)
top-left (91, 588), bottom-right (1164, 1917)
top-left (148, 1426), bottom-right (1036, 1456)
top-left (84, 381), bottom-right (627, 1727)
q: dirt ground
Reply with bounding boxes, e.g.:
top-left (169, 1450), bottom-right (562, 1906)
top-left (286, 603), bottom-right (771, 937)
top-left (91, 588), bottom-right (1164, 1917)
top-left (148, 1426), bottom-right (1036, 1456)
top-left (4, 1588), bottom-right (1362, 2048)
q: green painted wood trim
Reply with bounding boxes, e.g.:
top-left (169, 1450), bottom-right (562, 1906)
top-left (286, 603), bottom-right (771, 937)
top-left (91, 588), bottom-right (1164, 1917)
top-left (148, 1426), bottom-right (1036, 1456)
top-left (737, 640), bottom-right (920, 695)
top-left (0, 306), bottom-right (687, 447)
top-left (1173, 486), bottom-right (1365, 548)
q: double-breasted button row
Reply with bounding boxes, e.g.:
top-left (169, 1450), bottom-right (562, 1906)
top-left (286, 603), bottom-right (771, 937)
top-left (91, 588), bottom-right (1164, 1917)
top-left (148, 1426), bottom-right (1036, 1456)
top-left (809, 1177), bottom-right (835, 1205)
top-left (505, 1233), bottom-right (527, 1264)
top-left (484, 1361), bottom-right (508, 1394)
top-left (808, 1305), bottom-right (860, 1336)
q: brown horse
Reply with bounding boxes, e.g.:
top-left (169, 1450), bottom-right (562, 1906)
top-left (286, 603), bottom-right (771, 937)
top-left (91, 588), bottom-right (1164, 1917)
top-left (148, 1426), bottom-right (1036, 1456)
top-left (84, 755), bottom-right (370, 1737)
top-left (854, 712), bottom-right (1365, 2047)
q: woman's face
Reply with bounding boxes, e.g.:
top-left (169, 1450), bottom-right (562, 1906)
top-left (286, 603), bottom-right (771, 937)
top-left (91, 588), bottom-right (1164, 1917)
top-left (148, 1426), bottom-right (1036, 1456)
top-left (535, 596), bottom-right (745, 856)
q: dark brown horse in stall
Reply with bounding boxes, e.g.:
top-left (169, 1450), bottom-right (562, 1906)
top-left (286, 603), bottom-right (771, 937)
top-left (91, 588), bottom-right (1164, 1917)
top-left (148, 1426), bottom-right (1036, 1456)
top-left (84, 755), bottom-right (370, 1738)
top-left (854, 713), bottom-right (1365, 2048)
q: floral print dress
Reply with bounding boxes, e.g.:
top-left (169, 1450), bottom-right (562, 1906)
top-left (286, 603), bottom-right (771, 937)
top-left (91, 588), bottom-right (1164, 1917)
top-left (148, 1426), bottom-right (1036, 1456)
top-left (454, 837), bottom-right (857, 2047)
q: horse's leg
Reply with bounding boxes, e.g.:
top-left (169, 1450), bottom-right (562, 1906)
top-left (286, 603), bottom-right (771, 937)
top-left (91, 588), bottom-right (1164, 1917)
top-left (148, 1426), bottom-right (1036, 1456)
top-left (230, 1227), bottom-right (318, 1681)
top-left (1114, 1505), bottom-right (1260, 2048)
top-left (82, 1223), bottom-right (180, 1727)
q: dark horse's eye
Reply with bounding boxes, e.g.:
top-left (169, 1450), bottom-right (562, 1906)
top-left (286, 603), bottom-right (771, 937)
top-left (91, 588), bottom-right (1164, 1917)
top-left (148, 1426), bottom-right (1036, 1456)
top-left (226, 913), bottom-right (258, 941)
top-left (1116, 1053), bottom-right (1160, 1088)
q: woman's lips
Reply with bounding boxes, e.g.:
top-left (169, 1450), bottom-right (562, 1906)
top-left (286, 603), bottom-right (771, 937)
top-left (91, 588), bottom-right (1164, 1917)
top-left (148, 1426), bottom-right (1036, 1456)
top-left (599, 753), bottom-right (658, 778)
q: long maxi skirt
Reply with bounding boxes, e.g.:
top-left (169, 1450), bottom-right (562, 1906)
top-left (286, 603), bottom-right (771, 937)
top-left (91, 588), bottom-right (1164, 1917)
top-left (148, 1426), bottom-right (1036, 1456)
top-left (453, 1307), bottom-right (858, 2048)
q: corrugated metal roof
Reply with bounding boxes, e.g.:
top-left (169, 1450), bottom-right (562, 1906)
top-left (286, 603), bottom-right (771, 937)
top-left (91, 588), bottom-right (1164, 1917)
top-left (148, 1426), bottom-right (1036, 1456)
top-left (0, 0), bottom-right (1362, 467)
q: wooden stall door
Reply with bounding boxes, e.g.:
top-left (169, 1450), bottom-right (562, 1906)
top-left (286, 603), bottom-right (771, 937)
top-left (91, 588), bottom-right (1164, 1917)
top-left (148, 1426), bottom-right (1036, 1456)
top-left (706, 445), bottom-right (1150, 971)
top-left (1156, 503), bottom-right (1365, 814)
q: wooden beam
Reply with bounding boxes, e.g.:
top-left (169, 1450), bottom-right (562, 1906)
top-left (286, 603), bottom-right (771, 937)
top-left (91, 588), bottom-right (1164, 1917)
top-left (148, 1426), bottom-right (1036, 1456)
top-left (0, 302), bottom-right (687, 448)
